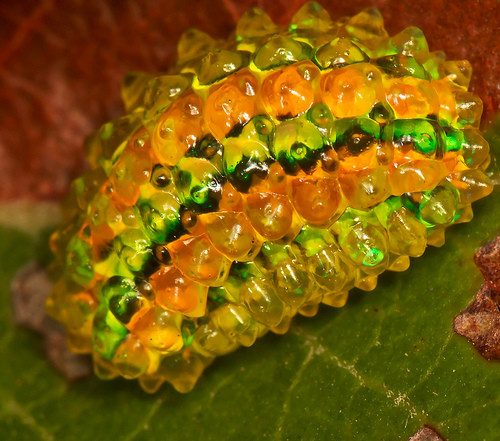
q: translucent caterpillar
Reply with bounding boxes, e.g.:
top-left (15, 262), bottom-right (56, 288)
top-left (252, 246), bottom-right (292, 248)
top-left (46, 2), bottom-right (493, 393)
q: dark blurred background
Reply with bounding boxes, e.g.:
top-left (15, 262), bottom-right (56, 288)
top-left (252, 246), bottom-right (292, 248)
top-left (0, 0), bottom-right (498, 200)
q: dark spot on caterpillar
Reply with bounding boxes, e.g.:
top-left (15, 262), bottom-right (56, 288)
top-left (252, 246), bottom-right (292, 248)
top-left (373, 54), bottom-right (427, 80)
top-left (135, 253), bottom-right (160, 277)
top-left (153, 244), bottom-right (173, 265)
top-left (277, 143), bottom-right (323, 175)
top-left (276, 112), bottom-right (294, 121)
top-left (109, 293), bottom-right (143, 324)
top-left (320, 147), bottom-right (339, 172)
top-left (186, 134), bottom-right (222, 160)
top-left (93, 239), bottom-right (114, 262)
top-left (226, 122), bottom-right (245, 138)
top-left (180, 209), bottom-right (198, 229)
top-left (335, 125), bottom-right (377, 157)
top-left (369, 102), bottom-right (395, 125)
top-left (151, 164), bottom-right (171, 188)
top-left (229, 156), bottom-right (270, 193)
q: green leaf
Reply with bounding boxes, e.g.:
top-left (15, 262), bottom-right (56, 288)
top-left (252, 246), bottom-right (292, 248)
top-left (1, 124), bottom-right (499, 441)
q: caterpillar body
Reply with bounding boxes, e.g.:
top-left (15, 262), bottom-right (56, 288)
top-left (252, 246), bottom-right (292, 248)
top-left (47, 2), bottom-right (493, 393)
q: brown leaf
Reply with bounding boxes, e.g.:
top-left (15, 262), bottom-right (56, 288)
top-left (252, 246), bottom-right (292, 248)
top-left (1, 0), bottom-right (499, 200)
top-left (454, 234), bottom-right (500, 360)
top-left (11, 262), bottom-right (92, 380)
top-left (454, 284), bottom-right (500, 360)
top-left (408, 425), bottom-right (446, 441)
top-left (474, 234), bottom-right (500, 292)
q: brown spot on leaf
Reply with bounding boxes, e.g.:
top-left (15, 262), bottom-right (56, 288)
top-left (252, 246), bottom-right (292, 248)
top-left (408, 425), bottom-right (446, 441)
top-left (454, 234), bottom-right (500, 360)
top-left (474, 234), bottom-right (500, 292)
top-left (11, 261), bottom-right (53, 332)
top-left (454, 285), bottom-right (500, 359)
top-left (10, 262), bottom-right (92, 380)
top-left (43, 326), bottom-right (93, 381)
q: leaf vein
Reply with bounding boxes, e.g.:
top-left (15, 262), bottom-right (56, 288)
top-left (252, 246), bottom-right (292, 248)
top-left (272, 344), bottom-right (316, 441)
top-left (5, 399), bottom-right (54, 441)
top-left (123, 398), bottom-right (164, 441)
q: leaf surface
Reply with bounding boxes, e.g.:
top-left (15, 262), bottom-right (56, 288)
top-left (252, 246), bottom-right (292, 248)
top-left (0, 121), bottom-right (499, 440)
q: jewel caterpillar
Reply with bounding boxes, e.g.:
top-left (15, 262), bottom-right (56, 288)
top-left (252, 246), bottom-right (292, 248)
top-left (46, 2), bottom-right (492, 393)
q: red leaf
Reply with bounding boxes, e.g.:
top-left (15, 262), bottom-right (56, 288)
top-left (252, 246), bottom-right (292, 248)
top-left (0, 0), bottom-right (498, 200)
